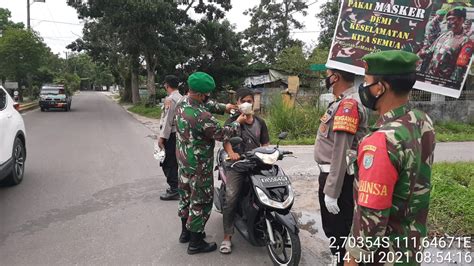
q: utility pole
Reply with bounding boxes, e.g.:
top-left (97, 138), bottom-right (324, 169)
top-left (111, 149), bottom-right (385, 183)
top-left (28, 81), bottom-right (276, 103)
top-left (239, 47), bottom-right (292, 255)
top-left (27, 0), bottom-right (45, 30)
top-left (27, 0), bottom-right (30, 30)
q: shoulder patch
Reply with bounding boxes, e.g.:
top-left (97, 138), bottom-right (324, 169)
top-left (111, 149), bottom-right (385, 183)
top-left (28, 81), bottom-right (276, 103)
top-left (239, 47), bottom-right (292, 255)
top-left (165, 99), bottom-right (172, 110)
top-left (333, 99), bottom-right (359, 134)
top-left (356, 132), bottom-right (398, 210)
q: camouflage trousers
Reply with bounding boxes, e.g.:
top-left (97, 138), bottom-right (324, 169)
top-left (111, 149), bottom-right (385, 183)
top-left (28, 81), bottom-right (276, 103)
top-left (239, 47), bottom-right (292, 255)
top-left (177, 166), bottom-right (214, 233)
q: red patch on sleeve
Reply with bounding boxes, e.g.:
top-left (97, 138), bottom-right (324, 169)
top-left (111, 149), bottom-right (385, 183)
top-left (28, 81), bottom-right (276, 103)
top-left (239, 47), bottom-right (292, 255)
top-left (356, 132), bottom-right (398, 210)
top-left (333, 99), bottom-right (359, 134)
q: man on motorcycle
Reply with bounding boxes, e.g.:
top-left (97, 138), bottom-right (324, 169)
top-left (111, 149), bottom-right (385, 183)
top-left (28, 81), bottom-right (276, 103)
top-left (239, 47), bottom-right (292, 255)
top-left (220, 88), bottom-right (270, 254)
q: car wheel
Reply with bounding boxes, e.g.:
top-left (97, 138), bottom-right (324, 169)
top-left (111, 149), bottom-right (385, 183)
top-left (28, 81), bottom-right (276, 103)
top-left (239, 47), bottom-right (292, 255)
top-left (4, 138), bottom-right (26, 186)
top-left (40, 107), bottom-right (45, 112)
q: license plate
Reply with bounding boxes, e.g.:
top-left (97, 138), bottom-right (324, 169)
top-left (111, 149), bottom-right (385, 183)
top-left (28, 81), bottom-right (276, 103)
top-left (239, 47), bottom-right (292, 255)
top-left (260, 176), bottom-right (290, 187)
top-left (50, 101), bottom-right (56, 105)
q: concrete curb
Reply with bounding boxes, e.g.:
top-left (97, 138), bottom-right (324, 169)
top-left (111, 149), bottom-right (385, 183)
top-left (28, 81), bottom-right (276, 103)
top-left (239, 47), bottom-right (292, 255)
top-left (19, 102), bottom-right (39, 113)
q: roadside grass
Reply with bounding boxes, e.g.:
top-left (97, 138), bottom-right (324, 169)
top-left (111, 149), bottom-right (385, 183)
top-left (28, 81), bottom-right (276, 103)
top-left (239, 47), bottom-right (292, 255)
top-left (435, 122), bottom-right (474, 142)
top-left (128, 104), bottom-right (161, 119)
top-left (429, 162), bottom-right (474, 237)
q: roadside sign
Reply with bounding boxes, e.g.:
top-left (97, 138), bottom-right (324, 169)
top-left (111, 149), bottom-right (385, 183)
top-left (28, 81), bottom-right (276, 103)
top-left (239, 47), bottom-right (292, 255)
top-left (4, 82), bottom-right (19, 90)
top-left (310, 64), bottom-right (327, 72)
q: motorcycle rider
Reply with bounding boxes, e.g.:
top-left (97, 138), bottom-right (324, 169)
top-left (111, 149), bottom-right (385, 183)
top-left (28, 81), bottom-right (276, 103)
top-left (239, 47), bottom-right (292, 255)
top-left (220, 88), bottom-right (270, 254)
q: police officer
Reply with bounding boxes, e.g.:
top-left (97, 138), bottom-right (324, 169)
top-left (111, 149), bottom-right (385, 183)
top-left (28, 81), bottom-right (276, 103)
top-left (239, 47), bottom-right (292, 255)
top-left (158, 75), bottom-right (183, 201)
top-left (175, 72), bottom-right (245, 254)
top-left (345, 50), bottom-right (436, 265)
top-left (314, 68), bottom-right (369, 265)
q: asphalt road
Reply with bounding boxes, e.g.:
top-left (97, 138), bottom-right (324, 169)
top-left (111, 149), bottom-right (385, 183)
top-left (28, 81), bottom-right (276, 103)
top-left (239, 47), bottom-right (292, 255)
top-left (0, 92), bottom-right (274, 265)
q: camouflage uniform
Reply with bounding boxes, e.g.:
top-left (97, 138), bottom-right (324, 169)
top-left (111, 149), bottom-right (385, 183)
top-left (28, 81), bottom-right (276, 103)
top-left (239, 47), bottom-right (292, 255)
top-left (175, 96), bottom-right (240, 233)
top-left (347, 105), bottom-right (436, 265)
top-left (426, 30), bottom-right (470, 80)
top-left (423, 16), bottom-right (443, 48)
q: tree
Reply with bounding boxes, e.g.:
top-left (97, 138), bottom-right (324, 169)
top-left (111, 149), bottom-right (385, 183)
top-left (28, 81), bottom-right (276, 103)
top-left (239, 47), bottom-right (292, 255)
top-left (316, 0), bottom-right (340, 50)
top-left (273, 45), bottom-right (309, 75)
top-left (0, 28), bottom-right (48, 89)
top-left (179, 0), bottom-right (232, 20)
top-left (244, 0), bottom-right (308, 64)
top-left (181, 20), bottom-right (250, 90)
top-left (0, 8), bottom-right (24, 33)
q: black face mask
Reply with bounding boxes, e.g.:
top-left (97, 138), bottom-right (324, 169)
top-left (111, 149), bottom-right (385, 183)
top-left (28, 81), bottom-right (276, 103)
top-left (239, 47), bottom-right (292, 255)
top-left (358, 82), bottom-right (382, 111)
top-left (203, 94), bottom-right (210, 103)
top-left (325, 74), bottom-right (335, 90)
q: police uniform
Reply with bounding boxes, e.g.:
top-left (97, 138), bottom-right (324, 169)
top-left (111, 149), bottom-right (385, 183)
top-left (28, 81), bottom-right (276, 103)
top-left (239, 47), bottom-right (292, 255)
top-left (314, 85), bottom-right (369, 262)
top-left (347, 51), bottom-right (436, 265)
top-left (158, 89), bottom-right (182, 194)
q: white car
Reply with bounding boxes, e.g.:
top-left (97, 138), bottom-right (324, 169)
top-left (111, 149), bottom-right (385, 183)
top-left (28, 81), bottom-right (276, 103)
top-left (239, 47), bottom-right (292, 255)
top-left (0, 86), bottom-right (26, 185)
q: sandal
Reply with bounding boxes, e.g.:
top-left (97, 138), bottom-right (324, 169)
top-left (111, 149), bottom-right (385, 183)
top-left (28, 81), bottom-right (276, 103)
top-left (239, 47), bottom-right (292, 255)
top-left (219, 240), bottom-right (232, 254)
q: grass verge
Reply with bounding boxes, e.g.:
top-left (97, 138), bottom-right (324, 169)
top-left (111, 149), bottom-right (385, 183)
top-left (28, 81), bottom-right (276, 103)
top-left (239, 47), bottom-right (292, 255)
top-left (128, 104), bottom-right (161, 119)
top-left (435, 122), bottom-right (474, 142)
top-left (429, 162), bottom-right (474, 237)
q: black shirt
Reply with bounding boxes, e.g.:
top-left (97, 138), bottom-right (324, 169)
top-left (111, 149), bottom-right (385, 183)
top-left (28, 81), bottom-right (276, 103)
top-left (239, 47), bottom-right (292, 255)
top-left (225, 115), bottom-right (270, 154)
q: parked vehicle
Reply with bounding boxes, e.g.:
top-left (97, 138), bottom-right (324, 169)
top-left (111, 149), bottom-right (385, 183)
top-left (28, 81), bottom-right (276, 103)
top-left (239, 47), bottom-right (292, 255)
top-left (39, 85), bottom-right (72, 112)
top-left (214, 133), bottom-right (301, 266)
top-left (0, 86), bottom-right (26, 185)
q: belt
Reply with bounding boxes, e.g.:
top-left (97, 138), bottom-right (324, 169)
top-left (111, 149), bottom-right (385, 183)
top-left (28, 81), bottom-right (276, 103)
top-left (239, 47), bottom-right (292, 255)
top-left (317, 164), bottom-right (331, 173)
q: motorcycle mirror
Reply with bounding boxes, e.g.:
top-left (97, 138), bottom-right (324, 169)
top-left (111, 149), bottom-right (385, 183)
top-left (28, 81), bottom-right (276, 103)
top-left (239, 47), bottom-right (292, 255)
top-left (278, 132), bottom-right (289, 140)
top-left (230, 137), bottom-right (243, 147)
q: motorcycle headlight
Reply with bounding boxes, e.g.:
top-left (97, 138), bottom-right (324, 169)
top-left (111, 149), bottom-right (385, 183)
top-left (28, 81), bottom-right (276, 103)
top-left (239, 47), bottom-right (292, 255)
top-left (255, 150), bottom-right (280, 165)
top-left (255, 186), bottom-right (294, 209)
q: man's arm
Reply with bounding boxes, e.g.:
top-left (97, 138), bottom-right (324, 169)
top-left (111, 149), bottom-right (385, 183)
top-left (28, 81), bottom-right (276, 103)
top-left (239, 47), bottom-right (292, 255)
top-left (347, 132), bottom-right (400, 261)
top-left (324, 99), bottom-right (359, 199)
top-left (259, 117), bottom-right (271, 146)
top-left (199, 111), bottom-right (240, 142)
top-left (159, 99), bottom-right (177, 141)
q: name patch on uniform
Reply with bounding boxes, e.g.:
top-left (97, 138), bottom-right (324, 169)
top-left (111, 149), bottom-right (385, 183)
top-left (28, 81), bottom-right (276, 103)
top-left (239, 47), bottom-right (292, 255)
top-left (357, 132), bottom-right (398, 210)
top-left (333, 99), bottom-right (360, 134)
top-left (320, 112), bottom-right (331, 124)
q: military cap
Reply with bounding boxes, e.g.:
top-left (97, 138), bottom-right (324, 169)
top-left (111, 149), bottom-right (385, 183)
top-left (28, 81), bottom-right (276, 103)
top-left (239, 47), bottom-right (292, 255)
top-left (436, 9), bottom-right (448, 16)
top-left (447, 6), bottom-right (467, 18)
top-left (187, 72), bottom-right (216, 93)
top-left (362, 50), bottom-right (420, 75)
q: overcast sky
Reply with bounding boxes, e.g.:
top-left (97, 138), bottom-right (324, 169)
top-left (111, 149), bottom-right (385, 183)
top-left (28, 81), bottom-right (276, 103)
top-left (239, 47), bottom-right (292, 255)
top-left (0, 0), bottom-right (323, 57)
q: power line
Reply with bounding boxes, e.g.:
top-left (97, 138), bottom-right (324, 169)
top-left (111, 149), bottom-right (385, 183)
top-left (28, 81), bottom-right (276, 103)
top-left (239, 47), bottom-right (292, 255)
top-left (30, 19), bottom-right (83, 26)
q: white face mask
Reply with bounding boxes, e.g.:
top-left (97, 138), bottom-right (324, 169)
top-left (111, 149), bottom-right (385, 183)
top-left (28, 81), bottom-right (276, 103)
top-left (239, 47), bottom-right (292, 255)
top-left (239, 102), bottom-right (254, 115)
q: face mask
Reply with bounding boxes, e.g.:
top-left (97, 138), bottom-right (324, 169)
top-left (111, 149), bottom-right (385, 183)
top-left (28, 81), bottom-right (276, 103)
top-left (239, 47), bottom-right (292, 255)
top-left (325, 74), bottom-right (335, 90)
top-left (203, 94), bottom-right (210, 103)
top-left (358, 82), bottom-right (383, 111)
top-left (239, 102), bottom-right (254, 115)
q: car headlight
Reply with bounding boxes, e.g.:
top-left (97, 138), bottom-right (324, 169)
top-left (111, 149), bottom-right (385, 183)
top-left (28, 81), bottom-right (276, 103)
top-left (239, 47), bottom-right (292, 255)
top-left (255, 186), bottom-right (294, 209)
top-left (255, 150), bottom-right (280, 165)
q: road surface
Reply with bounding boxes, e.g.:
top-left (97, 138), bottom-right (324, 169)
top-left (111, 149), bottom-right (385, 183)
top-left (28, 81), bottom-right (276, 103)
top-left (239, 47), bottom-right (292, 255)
top-left (0, 92), bottom-right (277, 265)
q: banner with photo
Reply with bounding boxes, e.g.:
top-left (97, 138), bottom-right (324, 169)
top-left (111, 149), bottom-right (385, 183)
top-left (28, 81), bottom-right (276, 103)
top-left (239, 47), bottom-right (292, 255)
top-left (326, 0), bottom-right (474, 98)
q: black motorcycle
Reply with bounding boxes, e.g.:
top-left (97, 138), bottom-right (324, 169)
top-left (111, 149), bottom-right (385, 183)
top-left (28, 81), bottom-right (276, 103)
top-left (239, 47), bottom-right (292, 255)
top-left (214, 133), bottom-right (301, 265)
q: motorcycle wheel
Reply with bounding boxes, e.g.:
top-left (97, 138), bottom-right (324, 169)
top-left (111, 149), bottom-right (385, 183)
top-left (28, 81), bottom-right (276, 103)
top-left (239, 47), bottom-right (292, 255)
top-left (266, 221), bottom-right (301, 266)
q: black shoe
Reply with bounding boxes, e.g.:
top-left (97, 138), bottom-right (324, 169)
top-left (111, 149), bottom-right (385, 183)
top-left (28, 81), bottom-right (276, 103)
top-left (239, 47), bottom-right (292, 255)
top-left (179, 218), bottom-right (191, 243)
top-left (160, 189), bottom-right (179, 201)
top-left (187, 232), bottom-right (217, 255)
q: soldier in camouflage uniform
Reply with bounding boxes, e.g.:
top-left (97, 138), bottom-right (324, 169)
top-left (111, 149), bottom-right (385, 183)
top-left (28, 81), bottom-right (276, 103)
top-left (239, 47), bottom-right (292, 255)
top-left (345, 50), bottom-right (436, 266)
top-left (423, 7), bottom-right (470, 80)
top-left (418, 9), bottom-right (447, 72)
top-left (175, 72), bottom-right (245, 255)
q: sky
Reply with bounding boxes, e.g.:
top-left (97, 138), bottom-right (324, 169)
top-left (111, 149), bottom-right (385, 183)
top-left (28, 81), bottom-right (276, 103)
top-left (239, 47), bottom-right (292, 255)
top-left (0, 0), bottom-right (324, 57)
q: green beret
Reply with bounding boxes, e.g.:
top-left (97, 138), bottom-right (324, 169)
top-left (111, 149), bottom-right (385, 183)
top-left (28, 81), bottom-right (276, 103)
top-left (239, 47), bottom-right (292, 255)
top-left (187, 72), bottom-right (216, 93)
top-left (436, 9), bottom-right (448, 16)
top-left (362, 50), bottom-right (420, 75)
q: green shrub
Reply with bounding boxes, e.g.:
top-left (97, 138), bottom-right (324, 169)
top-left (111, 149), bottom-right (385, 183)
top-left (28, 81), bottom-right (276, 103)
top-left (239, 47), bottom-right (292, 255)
top-left (267, 94), bottom-right (322, 142)
top-left (435, 122), bottom-right (474, 142)
top-left (128, 104), bottom-right (161, 119)
top-left (429, 162), bottom-right (474, 237)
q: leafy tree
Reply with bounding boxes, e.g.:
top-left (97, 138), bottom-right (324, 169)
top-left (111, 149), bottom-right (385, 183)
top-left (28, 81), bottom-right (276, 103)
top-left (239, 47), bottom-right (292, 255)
top-left (181, 20), bottom-right (249, 90)
top-left (0, 8), bottom-right (24, 32)
top-left (316, 0), bottom-right (340, 50)
top-left (244, 0), bottom-right (308, 64)
top-left (0, 28), bottom-right (48, 89)
top-left (179, 0), bottom-right (232, 20)
top-left (273, 45), bottom-right (309, 75)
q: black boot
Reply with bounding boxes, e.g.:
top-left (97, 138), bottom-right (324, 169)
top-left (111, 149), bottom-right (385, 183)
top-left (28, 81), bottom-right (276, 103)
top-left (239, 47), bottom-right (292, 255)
top-left (179, 219), bottom-right (191, 243)
top-left (187, 232), bottom-right (217, 255)
top-left (160, 188), bottom-right (179, 201)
